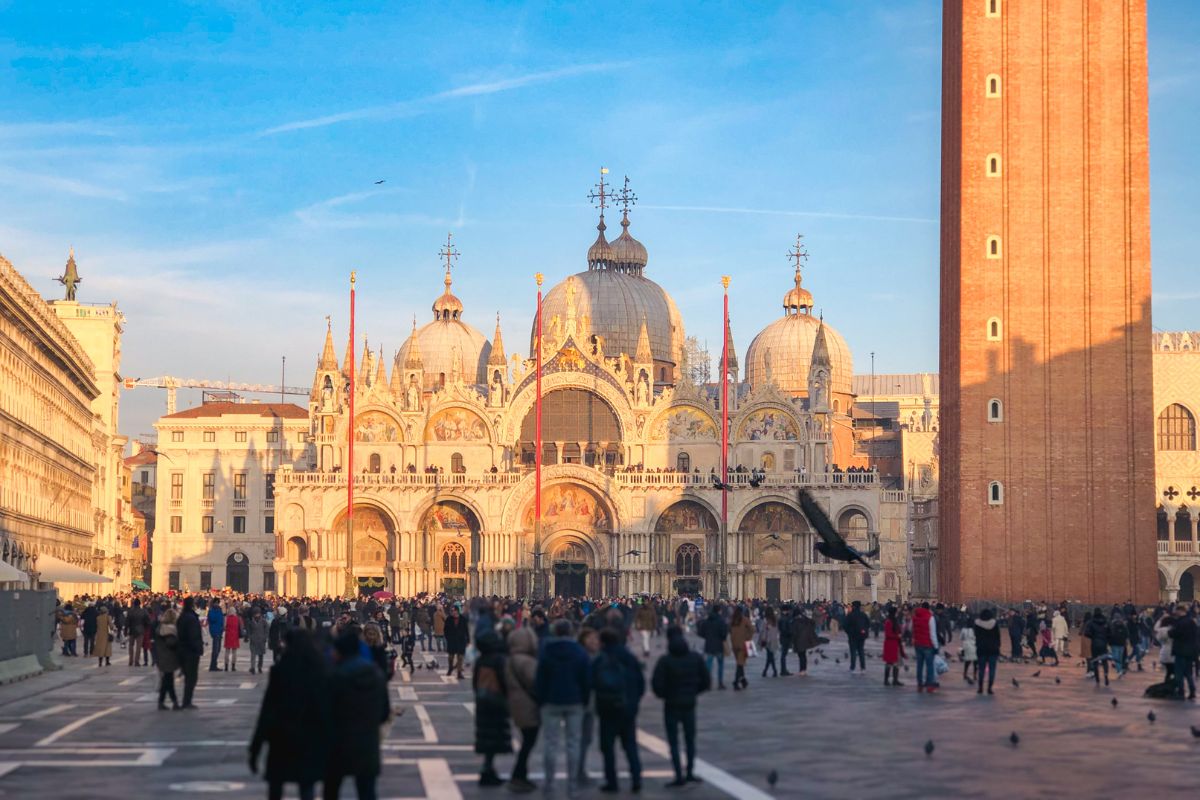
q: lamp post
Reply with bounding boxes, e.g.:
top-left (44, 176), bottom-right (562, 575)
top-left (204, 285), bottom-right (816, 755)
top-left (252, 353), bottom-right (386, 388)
top-left (718, 276), bottom-right (731, 601)
top-left (346, 270), bottom-right (357, 600)
top-left (533, 272), bottom-right (544, 600)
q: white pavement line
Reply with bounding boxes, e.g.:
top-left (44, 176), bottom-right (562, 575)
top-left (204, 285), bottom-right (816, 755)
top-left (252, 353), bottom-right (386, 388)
top-left (23, 704), bottom-right (74, 720)
top-left (0, 724), bottom-right (18, 736)
top-left (462, 703), bottom-right (475, 715)
top-left (398, 687), bottom-right (418, 701)
top-left (637, 728), bottom-right (774, 800)
top-left (118, 676), bottom-right (146, 686)
top-left (418, 758), bottom-right (461, 800)
top-left (135, 747), bottom-right (175, 766)
top-left (380, 744), bottom-right (472, 751)
top-left (239, 682), bottom-right (256, 689)
top-left (400, 669), bottom-right (411, 683)
top-left (213, 698), bottom-right (238, 706)
top-left (35, 706), bottom-right (120, 747)
top-left (412, 704), bottom-right (437, 743)
top-left (0, 763), bottom-right (17, 778)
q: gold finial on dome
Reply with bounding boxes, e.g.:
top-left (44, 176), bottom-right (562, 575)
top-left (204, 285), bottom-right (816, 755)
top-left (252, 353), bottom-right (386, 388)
top-left (783, 234), bottom-right (813, 315)
top-left (433, 232), bottom-right (465, 320)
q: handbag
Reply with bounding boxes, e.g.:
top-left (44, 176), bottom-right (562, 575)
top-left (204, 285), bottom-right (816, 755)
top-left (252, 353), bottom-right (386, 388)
top-left (933, 653), bottom-right (949, 675)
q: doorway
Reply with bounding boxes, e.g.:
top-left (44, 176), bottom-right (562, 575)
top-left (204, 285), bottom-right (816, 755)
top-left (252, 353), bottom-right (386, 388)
top-left (554, 561), bottom-right (588, 598)
top-left (765, 577), bottom-right (781, 604)
top-left (226, 552), bottom-right (249, 594)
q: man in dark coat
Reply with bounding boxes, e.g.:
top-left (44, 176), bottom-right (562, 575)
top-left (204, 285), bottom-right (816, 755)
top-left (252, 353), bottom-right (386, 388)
top-left (844, 600), bottom-right (870, 673)
top-left (592, 627), bottom-right (645, 793)
top-left (81, 603), bottom-right (98, 657)
top-left (472, 630), bottom-right (511, 787)
top-left (325, 632), bottom-right (392, 800)
top-left (777, 607), bottom-right (794, 676)
top-left (126, 599), bottom-right (150, 666)
top-left (207, 600), bottom-right (225, 671)
top-left (177, 597), bottom-right (204, 709)
top-left (696, 606), bottom-right (729, 690)
top-left (443, 606), bottom-right (469, 679)
top-left (1007, 611), bottom-right (1025, 661)
top-left (1169, 604), bottom-right (1198, 699)
top-left (651, 626), bottom-right (710, 787)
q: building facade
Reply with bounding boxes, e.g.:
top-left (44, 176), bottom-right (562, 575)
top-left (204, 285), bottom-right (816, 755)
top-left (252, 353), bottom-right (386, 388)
top-left (126, 445), bottom-right (157, 583)
top-left (0, 252), bottom-right (102, 593)
top-left (939, 0), bottom-right (1157, 603)
top-left (262, 198), bottom-right (908, 602)
top-left (1153, 332), bottom-right (1200, 601)
top-left (150, 401), bottom-right (310, 593)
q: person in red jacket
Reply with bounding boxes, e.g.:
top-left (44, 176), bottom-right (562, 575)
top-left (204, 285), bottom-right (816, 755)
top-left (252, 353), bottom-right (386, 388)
top-left (912, 602), bottom-right (939, 692)
top-left (223, 604), bottom-right (242, 672)
top-left (882, 606), bottom-right (905, 687)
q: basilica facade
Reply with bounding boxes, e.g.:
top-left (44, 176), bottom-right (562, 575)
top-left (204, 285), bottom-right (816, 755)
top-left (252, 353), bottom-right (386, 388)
top-left (268, 194), bottom-right (908, 603)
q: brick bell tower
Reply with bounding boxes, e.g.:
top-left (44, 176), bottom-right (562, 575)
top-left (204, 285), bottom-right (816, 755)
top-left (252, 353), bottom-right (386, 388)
top-left (939, 0), bottom-right (1157, 604)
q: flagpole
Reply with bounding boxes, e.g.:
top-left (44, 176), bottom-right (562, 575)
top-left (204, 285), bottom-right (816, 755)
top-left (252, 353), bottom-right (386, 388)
top-left (534, 272), bottom-right (545, 600)
top-left (346, 270), bottom-right (357, 600)
top-left (719, 275), bottom-right (730, 601)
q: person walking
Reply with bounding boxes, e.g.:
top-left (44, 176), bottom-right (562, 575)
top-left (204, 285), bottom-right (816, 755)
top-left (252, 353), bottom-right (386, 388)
top-left (81, 602), bottom-right (98, 657)
top-left (59, 607), bottom-right (79, 657)
top-left (126, 599), bottom-right (149, 667)
top-left (504, 626), bottom-right (540, 794)
top-left (974, 609), bottom-right (1001, 695)
top-left (1107, 613), bottom-right (1129, 675)
top-left (728, 608), bottom-right (754, 691)
top-left (94, 605), bottom-right (113, 667)
top-left (250, 629), bottom-right (330, 800)
top-left (651, 626), bottom-right (709, 788)
top-left (1084, 610), bottom-right (1112, 686)
top-left (634, 601), bottom-right (656, 658)
top-left (1007, 610), bottom-right (1025, 662)
top-left (844, 600), bottom-right (869, 674)
top-left (224, 604), bottom-right (243, 672)
top-left (592, 627), bottom-right (644, 794)
top-left (1051, 609), bottom-right (1070, 659)
top-left (208, 601), bottom-right (226, 672)
top-left (882, 606), bottom-right (905, 686)
top-left (268, 609), bottom-right (288, 665)
top-left (177, 597), bottom-right (204, 709)
top-left (1168, 603), bottom-right (1197, 700)
top-left (912, 602), bottom-right (938, 692)
top-left (444, 606), bottom-right (469, 679)
top-left (433, 605), bottom-right (447, 653)
top-left (759, 608), bottom-right (780, 678)
top-left (959, 621), bottom-right (978, 683)
top-left (697, 607), bottom-right (729, 690)
top-left (246, 608), bottom-right (269, 674)
top-left (154, 607), bottom-right (181, 710)
top-left (472, 630), bottom-right (511, 787)
top-left (791, 608), bottom-right (819, 676)
top-left (777, 606), bottom-right (794, 676)
top-left (536, 619), bottom-right (590, 798)
top-left (324, 632), bottom-right (392, 800)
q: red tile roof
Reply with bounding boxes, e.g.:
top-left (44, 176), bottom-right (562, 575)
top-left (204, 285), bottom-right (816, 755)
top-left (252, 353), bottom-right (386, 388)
top-left (124, 450), bottom-right (159, 466)
top-left (161, 402), bottom-right (308, 420)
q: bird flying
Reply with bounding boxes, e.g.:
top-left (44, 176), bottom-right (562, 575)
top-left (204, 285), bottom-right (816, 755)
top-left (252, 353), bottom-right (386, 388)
top-left (797, 488), bottom-right (875, 568)
top-left (374, 179), bottom-right (386, 184)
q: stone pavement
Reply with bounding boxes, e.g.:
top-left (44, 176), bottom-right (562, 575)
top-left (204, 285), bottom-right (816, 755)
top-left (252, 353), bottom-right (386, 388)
top-left (0, 634), bottom-right (1196, 799)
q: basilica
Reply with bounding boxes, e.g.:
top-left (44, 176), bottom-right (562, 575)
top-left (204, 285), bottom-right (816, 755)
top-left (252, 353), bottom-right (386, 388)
top-left (271, 184), bottom-right (908, 602)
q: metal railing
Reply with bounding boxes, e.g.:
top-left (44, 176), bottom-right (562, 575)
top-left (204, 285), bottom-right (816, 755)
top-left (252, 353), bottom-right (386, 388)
top-left (275, 469), bottom-right (880, 490)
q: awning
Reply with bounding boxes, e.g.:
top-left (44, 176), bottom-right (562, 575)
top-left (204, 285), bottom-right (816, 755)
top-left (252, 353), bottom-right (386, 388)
top-left (34, 554), bottom-right (113, 584)
top-left (0, 560), bottom-right (27, 582)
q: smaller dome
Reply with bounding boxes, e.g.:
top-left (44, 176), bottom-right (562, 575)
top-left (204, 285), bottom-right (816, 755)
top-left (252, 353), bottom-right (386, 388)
top-left (783, 268), bottom-right (813, 313)
top-left (609, 212), bottom-right (648, 274)
top-left (587, 218), bottom-right (614, 269)
top-left (433, 269), bottom-right (464, 320)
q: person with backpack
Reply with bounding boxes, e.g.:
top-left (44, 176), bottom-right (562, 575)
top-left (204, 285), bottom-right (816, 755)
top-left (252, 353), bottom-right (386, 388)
top-left (652, 626), bottom-right (709, 788)
top-left (696, 606), bottom-right (729, 690)
top-left (536, 619), bottom-right (591, 797)
top-left (589, 627), bottom-right (644, 793)
top-left (1107, 613), bottom-right (1129, 675)
top-left (504, 626), bottom-right (540, 794)
top-left (154, 607), bottom-right (181, 710)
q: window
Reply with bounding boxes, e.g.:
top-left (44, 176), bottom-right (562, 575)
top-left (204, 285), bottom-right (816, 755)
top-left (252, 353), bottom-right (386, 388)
top-left (170, 515), bottom-right (182, 533)
top-left (171, 473), bottom-right (183, 500)
top-left (986, 235), bottom-right (1001, 259)
top-left (676, 452), bottom-right (691, 472)
top-left (235, 431), bottom-right (247, 443)
top-left (168, 571), bottom-right (180, 590)
top-left (451, 452), bottom-right (465, 473)
top-left (202, 515), bottom-right (214, 534)
top-left (139, 470), bottom-right (149, 483)
top-left (988, 481), bottom-right (1003, 505)
top-left (442, 542), bottom-right (467, 575)
top-left (202, 472), bottom-right (215, 500)
top-left (233, 515), bottom-right (246, 534)
top-left (297, 432), bottom-right (307, 443)
top-left (783, 449), bottom-right (796, 471)
top-left (1157, 404), bottom-right (1196, 451)
top-left (987, 317), bottom-right (1002, 341)
top-left (988, 399), bottom-right (1003, 422)
top-left (369, 453), bottom-right (382, 473)
top-left (264, 516), bottom-right (274, 534)
top-left (203, 430), bottom-right (215, 443)
top-left (987, 154), bottom-right (1001, 176)
top-left (171, 430), bottom-right (183, 442)
top-left (266, 430), bottom-right (279, 443)
top-left (675, 543), bottom-right (701, 577)
top-left (265, 474), bottom-right (275, 500)
top-left (833, 398), bottom-right (840, 413)
top-left (262, 571), bottom-right (276, 592)
top-left (199, 570), bottom-right (212, 590)
top-left (986, 0), bottom-right (1000, 17)
top-left (234, 472), bottom-right (247, 500)
top-left (986, 74), bottom-right (1001, 97)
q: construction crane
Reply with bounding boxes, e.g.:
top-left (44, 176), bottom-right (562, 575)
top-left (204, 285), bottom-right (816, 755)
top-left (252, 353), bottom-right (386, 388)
top-left (123, 376), bottom-right (309, 415)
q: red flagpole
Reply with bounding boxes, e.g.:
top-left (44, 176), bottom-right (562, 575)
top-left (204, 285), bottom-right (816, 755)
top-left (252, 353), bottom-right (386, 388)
top-left (347, 271), bottom-right (357, 599)
top-left (534, 272), bottom-right (544, 599)
top-left (720, 275), bottom-right (730, 600)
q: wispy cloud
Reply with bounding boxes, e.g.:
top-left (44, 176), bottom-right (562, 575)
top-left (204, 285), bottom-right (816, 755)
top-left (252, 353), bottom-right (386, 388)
top-left (641, 204), bottom-right (937, 224)
top-left (292, 188), bottom-right (463, 230)
top-left (260, 62), bottom-right (630, 135)
top-left (0, 165), bottom-right (128, 201)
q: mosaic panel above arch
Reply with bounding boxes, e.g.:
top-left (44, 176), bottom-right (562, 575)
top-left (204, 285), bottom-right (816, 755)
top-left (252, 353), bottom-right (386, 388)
top-left (738, 408), bottom-right (799, 441)
top-left (652, 406), bottom-right (718, 440)
top-left (421, 502), bottom-right (476, 533)
top-left (738, 501), bottom-right (806, 533)
top-left (354, 411), bottom-right (402, 443)
top-left (521, 483), bottom-right (611, 534)
top-left (655, 500), bottom-right (718, 532)
top-left (426, 407), bottom-right (489, 442)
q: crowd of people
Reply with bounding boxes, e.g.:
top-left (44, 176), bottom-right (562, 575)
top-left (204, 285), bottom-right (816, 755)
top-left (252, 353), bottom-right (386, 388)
top-left (48, 590), bottom-right (1200, 798)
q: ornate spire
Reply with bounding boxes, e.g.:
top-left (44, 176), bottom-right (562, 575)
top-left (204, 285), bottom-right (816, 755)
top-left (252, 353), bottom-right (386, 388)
top-left (374, 344), bottom-right (387, 387)
top-left (723, 314), bottom-right (738, 373)
top-left (489, 312), bottom-right (507, 366)
top-left (635, 314), bottom-right (653, 363)
top-left (359, 334), bottom-right (372, 385)
top-left (319, 316), bottom-right (338, 370)
top-left (389, 348), bottom-right (404, 394)
top-left (811, 316), bottom-right (831, 368)
top-left (403, 316), bottom-right (424, 369)
top-left (610, 175), bottom-right (647, 275)
top-left (342, 331), bottom-right (354, 377)
top-left (783, 234), bottom-right (813, 314)
top-left (433, 233), bottom-right (464, 320)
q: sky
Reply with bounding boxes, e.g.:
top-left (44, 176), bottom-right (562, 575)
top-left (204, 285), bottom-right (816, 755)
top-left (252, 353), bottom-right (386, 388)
top-left (0, 0), bottom-right (1196, 443)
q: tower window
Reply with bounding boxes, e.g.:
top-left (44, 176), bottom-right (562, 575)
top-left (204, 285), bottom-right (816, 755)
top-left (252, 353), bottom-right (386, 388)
top-left (986, 0), bottom-right (1000, 17)
top-left (987, 317), bottom-right (1002, 341)
top-left (988, 481), bottom-right (1003, 505)
top-left (986, 236), bottom-right (1001, 259)
top-left (986, 74), bottom-right (1001, 97)
top-left (988, 399), bottom-right (1003, 422)
top-left (987, 154), bottom-right (1001, 176)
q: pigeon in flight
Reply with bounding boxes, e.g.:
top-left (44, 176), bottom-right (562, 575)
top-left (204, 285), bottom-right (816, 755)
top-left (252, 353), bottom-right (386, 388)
top-left (798, 489), bottom-right (876, 568)
top-left (374, 179), bottom-right (386, 185)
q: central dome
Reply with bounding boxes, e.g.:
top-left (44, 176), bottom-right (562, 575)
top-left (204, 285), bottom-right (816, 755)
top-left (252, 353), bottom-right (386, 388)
top-left (398, 261), bottom-right (491, 389)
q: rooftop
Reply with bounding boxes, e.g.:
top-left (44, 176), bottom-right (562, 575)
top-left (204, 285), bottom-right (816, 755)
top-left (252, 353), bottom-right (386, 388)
top-left (159, 401), bottom-right (308, 420)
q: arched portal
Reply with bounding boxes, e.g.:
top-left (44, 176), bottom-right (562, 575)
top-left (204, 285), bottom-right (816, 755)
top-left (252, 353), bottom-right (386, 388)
top-left (420, 500), bottom-right (480, 596)
top-left (1180, 565), bottom-right (1200, 602)
top-left (226, 551), bottom-right (250, 594)
top-left (286, 537), bottom-right (308, 596)
top-left (551, 538), bottom-right (593, 599)
top-left (332, 506), bottom-right (396, 592)
top-left (656, 500), bottom-right (716, 594)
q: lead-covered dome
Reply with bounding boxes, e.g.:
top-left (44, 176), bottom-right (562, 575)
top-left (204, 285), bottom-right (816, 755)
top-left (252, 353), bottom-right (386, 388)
top-left (398, 262), bottom-right (491, 389)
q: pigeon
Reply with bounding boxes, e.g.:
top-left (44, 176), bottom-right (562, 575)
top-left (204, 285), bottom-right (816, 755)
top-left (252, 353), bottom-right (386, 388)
top-left (1031, 670), bottom-right (1041, 678)
top-left (924, 740), bottom-right (935, 756)
top-left (1111, 698), bottom-right (1119, 708)
top-left (711, 476), bottom-right (734, 491)
top-left (1190, 725), bottom-right (1200, 738)
top-left (835, 659), bottom-right (841, 665)
top-left (767, 770), bottom-right (778, 788)
top-left (1147, 711), bottom-right (1156, 723)
top-left (374, 179), bottom-right (386, 184)
top-left (1012, 678), bottom-right (1020, 688)
top-left (904, 665), bottom-right (910, 672)
top-left (1009, 732), bottom-right (1019, 746)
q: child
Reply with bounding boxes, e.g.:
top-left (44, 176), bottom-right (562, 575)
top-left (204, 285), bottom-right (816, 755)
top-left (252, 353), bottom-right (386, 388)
top-left (400, 630), bottom-right (416, 672)
top-left (1038, 621), bottom-right (1059, 666)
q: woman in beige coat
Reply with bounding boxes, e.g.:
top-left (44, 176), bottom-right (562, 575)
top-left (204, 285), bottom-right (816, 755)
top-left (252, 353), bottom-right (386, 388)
top-left (94, 606), bottom-right (113, 666)
top-left (503, 627), bottom-right (539, 793)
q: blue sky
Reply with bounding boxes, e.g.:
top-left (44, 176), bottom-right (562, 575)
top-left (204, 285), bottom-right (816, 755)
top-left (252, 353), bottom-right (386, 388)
top-left (0, 1), bottom-right (1196, 441)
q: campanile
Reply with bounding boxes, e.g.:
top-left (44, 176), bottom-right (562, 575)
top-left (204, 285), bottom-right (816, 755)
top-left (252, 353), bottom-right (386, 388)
top-left (939, 0), bottom-right (1157, 603)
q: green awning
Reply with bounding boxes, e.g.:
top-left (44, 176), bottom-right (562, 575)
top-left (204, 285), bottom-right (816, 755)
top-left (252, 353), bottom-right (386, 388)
top-left (131, 579), bottom-right (150, 590)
